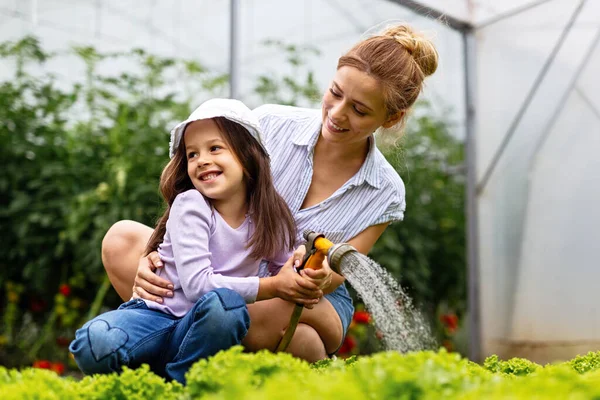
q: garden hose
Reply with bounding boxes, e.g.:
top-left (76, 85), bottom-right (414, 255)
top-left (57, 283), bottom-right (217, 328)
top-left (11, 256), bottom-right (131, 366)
top-left (275, 231), bottom-right (357, 353)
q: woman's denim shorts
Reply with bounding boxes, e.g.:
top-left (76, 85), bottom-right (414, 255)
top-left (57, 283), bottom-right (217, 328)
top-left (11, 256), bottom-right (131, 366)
top-left (324, 282), bottom-right (354, 355)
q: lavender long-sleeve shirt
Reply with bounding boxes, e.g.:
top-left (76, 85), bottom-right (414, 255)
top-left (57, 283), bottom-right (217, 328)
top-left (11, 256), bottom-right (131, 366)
top-left (145, 189), bottom-right (290, 317)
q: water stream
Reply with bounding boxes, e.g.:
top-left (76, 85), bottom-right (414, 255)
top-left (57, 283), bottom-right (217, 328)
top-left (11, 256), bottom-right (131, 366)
top-left (339, 251), bottom-right (436, 352)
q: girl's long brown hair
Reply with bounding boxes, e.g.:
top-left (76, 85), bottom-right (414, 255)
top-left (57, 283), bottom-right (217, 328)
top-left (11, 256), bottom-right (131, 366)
top-left (144, 117), bottom-right (296, 260)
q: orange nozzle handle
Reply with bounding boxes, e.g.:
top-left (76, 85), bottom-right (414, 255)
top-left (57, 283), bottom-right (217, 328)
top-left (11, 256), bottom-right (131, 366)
top-left (303, 237), bottom-right (334, 270)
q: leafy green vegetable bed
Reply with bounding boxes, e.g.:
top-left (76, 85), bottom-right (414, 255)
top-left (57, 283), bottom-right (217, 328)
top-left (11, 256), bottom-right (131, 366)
top-left (2, 346), bottom-right (600, 399)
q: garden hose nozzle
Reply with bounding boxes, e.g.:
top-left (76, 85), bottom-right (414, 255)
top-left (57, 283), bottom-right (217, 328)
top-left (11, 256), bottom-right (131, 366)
top-left (300, 230), bottom-right (334, 271)
top-left (275, 231), bottom-right (357, 353)
top-left (327, 243), bottom-right (357, 275)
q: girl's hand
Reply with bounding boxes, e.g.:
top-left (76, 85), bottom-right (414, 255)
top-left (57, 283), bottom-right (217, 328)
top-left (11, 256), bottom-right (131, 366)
top-left (291, 244), bottom-right (307, 270)
top-left (131, 252), bottom-right (174, 303)
top-left (300, 258), bottom-right (333, 291)
top-left (291, 244), bottom-right (333, 290)
top-left (273, 258), bottom-right (322, 309)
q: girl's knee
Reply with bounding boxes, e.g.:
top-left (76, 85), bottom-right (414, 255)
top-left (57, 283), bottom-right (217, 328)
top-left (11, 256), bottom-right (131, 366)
top-left (69, 319), bottom-right (129, 375)
top-left (192, 289), bottom-right (250, 333)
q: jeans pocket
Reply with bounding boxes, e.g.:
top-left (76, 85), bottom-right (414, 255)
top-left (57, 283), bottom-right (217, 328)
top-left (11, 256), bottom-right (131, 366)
top-left (118, 298), bottom-right (148, 310)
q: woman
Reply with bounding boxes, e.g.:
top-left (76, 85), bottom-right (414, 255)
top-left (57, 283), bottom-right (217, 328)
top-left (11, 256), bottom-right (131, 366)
top-left (101, 24), bottom-right (438, 362)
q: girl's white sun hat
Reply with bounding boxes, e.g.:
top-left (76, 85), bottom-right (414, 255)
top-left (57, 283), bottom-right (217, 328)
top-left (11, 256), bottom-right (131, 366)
top-left (169, 98), bottom-right (266, 158)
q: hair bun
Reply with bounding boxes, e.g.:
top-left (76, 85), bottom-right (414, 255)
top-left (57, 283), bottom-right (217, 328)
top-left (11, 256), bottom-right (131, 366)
top-left (382, 25), bottom-right (438, 77)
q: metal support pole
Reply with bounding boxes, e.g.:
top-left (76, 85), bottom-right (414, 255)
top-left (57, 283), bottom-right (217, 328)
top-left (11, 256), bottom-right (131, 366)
top-left (463, 28), bottom-right (481, 362)
top-left (531, 27), bottom-right (600, 167)
top-left (384, 0), bottom-right (473, 32)
top-left (229, 0), bottom-right (240, 99)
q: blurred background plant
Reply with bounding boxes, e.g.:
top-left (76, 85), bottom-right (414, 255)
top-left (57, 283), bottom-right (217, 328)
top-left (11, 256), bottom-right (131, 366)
top-left (0, 36), bottom-right (466, 370)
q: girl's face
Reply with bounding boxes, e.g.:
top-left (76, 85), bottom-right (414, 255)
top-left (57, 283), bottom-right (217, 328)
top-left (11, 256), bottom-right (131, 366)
top-left (184, 119), bottom-right (245, 208)
top-left (321, 66), bottom-right (401, 146)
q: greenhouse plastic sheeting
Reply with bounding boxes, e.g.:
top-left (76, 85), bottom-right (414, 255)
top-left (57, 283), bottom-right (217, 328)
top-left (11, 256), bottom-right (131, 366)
top-left (0, 0), bottom-right (464, 119)
top-left (411, 0), bottom-right (600, 362)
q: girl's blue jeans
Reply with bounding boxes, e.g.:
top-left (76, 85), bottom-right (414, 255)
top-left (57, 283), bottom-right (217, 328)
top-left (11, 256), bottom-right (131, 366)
top-left (69, 288), bottom-right (249, 384)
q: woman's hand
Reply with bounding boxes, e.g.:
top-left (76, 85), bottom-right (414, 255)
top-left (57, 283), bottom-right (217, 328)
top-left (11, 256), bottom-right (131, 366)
top-left (272, 257), bottom-right (322, 309)
top-left (131, 252), bottom-right (174, 303)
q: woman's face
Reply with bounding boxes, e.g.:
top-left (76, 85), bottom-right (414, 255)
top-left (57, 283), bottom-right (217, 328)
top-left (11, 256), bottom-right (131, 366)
top-left (321, 66), bottom-right (398, 147)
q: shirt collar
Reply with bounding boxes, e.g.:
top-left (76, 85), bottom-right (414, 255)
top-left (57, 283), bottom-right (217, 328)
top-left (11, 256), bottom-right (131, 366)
top-left (293, 120), bottom-right (382, 189)
top-left (353, 136), bottom-right (381, 189)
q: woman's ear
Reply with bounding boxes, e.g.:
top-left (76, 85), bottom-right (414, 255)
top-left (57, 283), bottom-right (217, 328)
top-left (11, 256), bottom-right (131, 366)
top-left (382, 110), bottom-right (405, 128)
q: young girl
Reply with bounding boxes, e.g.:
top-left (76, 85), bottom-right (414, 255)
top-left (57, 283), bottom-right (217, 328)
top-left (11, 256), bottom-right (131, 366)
top-left (69, 98), bottom-right (321, 384)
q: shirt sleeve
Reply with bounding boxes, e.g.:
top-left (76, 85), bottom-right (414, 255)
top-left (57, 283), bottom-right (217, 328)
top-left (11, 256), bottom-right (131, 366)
top-left (251, 104), bottom-right (275, 150)
top-left (373, 195), bottom-right (406, 225)
top-left (168, 190), bottom-right (259, 303)
top-left (263, 247), bottom-right (293, 276)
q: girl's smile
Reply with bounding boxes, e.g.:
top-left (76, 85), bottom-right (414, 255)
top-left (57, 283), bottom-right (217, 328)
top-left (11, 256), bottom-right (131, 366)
top-left (197, 170), bottom-right (222, 182)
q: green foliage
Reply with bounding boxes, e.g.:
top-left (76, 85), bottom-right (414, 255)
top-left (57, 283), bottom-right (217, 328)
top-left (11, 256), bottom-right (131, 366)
top-left (462, 366), bottom-right (600, 400)
top-left (254, 40), bottom-right (322, 106)
top-left (568, 351), bottom-right (600, 374)
top-left (186, 346), bottom-right (312, 397)
top-left (3, 348), bottom-right (600, 399)
top-left (483, 354), bottom-right (540, 376)
top-left (75, 365), bottom-right (183, 400)
top-left (0, 364), bottom-right (182, 400)
top-left (0, 36), bottom-right (222, 365)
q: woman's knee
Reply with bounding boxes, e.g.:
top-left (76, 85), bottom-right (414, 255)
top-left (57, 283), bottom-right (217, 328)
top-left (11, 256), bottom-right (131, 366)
top-left (101, 220), bottom-right (144, 266)
top-left (299, 300), bottom-right (344, 355)
top-left (287, 323), bottom-right (327, 362)
top-left (243, 299), bottom-right (295, 352)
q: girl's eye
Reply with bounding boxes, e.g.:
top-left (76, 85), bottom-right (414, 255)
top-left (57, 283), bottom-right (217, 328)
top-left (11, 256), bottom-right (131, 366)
top-left (210, 145), bottom-right (222, 152)
top-left (187, 152), bottom-right (197, 159)
top-left (329, 88), bottom-right (341, 98)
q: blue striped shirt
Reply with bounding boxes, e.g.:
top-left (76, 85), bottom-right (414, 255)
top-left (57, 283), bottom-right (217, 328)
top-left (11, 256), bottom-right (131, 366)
top-left (252, 104), bottom-right (406, 245)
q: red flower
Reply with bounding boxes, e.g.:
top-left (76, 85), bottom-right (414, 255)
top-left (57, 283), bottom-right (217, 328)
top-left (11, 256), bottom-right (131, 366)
top-left (442, 339), bottom-right (454, 352)
top-left (337, 335), bottom-right (357, 354)
top-left (33, 360), bottom-right (52, 369)
top-left (440, 313), bottom-right (459, 333)
top-left (352, 311), bottom-right (371, 324)
top-left (29, 297), bottom-right (47, 313)
top-left (59, 284), bottom-right (71, 297)
top-left (56, 336), bottom-right (71, 348)
top-left (51, 362), bottom-right (65, 375)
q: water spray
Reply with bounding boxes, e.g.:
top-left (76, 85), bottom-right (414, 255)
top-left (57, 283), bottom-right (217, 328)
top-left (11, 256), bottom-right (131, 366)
top-left (275, 230), bottom-right (436, 354)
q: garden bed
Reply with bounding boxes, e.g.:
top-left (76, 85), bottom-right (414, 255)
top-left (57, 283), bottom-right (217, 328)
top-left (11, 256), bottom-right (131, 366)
top-left (2, 346), bottom-right (600, 399)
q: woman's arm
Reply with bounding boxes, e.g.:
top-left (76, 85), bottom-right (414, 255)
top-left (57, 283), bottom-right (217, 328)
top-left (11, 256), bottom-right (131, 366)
top-left (347, 222), bottom-right (389, 255)
top-left (131, 255), bottom-right (174, 302)
top-left (134, 191), bottom-right (322, 306)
